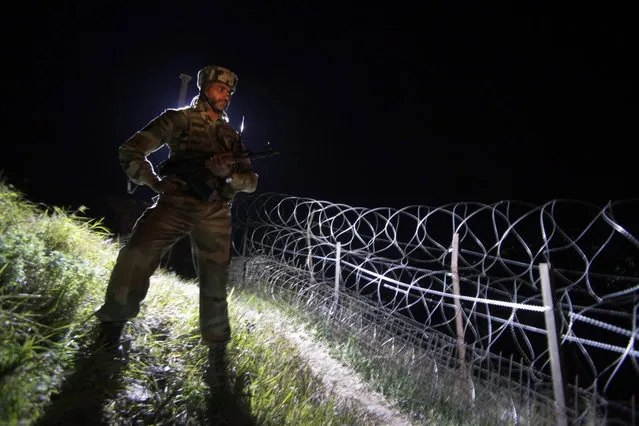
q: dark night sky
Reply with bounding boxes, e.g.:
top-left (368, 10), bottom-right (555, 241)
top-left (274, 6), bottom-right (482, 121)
top-left (2, 3), bottom-right (636, 225)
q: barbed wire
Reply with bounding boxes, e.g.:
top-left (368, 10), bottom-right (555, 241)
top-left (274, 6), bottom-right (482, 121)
top-left (231, 193), bottom-right (638, 422)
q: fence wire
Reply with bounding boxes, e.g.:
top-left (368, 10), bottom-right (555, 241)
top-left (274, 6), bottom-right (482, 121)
top-left (230, 193), bottom-right (638, 425)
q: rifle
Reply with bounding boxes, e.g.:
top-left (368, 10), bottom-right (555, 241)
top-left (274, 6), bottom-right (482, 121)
top-left (126, 113), bottom-right (277, 195)
top-left (126, 144), bottom-right (279, 195)
top-left (157, 144), bottom-right (279, 177)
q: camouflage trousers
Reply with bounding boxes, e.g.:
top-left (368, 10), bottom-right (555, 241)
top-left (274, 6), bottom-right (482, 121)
top-left (95, 193), bottom-right (232, 344)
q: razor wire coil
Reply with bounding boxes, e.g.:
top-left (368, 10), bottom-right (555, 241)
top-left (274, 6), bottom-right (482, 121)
top-left (231, 193), bottom-right (639, 423)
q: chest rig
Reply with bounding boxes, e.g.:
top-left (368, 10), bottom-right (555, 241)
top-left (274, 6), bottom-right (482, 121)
top-left (165, 106), bottom-right (242, 201)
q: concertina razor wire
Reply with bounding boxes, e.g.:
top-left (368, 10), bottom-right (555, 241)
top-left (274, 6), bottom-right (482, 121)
top-left (230, 193), bottom-right (638, 423)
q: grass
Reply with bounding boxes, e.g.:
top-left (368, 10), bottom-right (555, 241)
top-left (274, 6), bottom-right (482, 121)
top-left (1, 175), bottom-right (517, 425)
top-left (0, 178), bottom-right (381, 425)
top-left (235, 288), bottom-right (507, 426)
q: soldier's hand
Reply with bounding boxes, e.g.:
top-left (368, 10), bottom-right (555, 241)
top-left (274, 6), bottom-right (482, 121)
top-left (150, 176), bottom-right (187, 194)
top-left (207, 152), bottom-right (234, 178)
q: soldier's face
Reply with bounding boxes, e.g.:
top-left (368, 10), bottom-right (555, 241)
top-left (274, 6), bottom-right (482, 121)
top-left (206, 82), bottom-right (233, 113)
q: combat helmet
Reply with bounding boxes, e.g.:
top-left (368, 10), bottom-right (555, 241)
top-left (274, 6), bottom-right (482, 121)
top-left (197, 65), bottom-right (238, 93)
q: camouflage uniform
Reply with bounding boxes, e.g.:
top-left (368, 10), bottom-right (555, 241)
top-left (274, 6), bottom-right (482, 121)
top-left (95, 66), bottom-right (257, 344)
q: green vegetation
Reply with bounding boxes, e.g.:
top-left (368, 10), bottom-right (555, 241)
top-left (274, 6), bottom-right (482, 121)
top-left (1, 177), bottom-right (511, 425)
top-left (0, 179), bottom-right (379, 425)
top-left (242, 294), bottom-right (506, 426)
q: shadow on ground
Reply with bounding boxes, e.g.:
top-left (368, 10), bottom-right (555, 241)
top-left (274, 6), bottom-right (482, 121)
top-left (36, 323), bottom-right (257, 425)
top-left (36, 322), bottom-right (129, 426)
top-left (204, 345), bottom-right (256, 426)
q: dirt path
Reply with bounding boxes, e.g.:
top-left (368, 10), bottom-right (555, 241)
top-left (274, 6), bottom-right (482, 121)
top-left (236, 306), bottom-right (415, 426)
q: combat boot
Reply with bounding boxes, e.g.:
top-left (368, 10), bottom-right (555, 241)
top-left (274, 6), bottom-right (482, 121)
top-left (206, 343), bottom-right (229, 389)
top-left (93, 321), bottom-right (127, 353)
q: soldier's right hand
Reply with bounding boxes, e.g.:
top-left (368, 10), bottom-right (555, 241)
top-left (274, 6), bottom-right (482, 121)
top-left (149, 176), bottom-right (187, 194)
top-left (206, 152), bottom-right (234, 178)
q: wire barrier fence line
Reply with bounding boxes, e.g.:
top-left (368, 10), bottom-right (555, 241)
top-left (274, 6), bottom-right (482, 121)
top-left (230, 193), bottom-right (639, 425)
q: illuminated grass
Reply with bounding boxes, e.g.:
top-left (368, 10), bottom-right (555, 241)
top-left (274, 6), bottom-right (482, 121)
top-left (1, 179), bottom-right (116, 424)
top-left (0, 179), bottom-right (376, 425)
top-left (235, 288), bottom-right (505, 426)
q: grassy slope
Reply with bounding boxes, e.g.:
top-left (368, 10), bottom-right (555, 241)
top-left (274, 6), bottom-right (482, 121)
top-left (0, 180), bottom-right (386, 426)
top-left (2, 178), bottom-right (512, 425)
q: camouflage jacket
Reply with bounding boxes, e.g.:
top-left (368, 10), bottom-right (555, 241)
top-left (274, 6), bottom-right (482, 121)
top-left (119, 96), bottom-right (258, 200)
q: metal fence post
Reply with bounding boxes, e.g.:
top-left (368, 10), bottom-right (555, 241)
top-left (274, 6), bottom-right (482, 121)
top-left (242, 226), bottom-right (248, 257)
top-left (452, 232), bottom-right (470, 405)
top-left (334, 242), bottom-right (341, 307)
top-left (540, 262), bottom-right (568, 426)
top-left (306, 210), bottom-right (315, 282)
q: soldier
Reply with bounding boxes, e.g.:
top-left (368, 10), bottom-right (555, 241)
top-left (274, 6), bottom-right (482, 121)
top-left (94, 65), bottom-right (257, 376)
